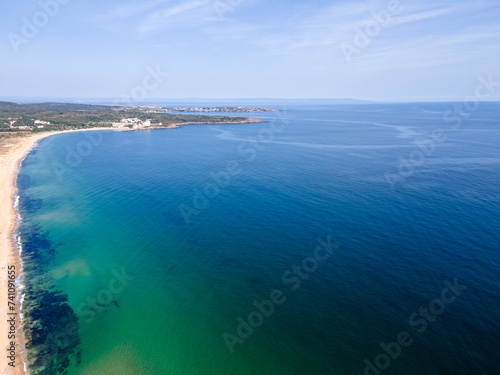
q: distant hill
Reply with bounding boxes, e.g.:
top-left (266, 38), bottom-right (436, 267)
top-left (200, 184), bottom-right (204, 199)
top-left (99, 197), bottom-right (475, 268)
top-left (0, 101), bottom-right (118, 112)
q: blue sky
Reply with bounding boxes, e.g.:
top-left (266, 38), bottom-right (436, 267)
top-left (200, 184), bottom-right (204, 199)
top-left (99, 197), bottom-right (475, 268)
top-left (1, 0), bottom-right (499, 101)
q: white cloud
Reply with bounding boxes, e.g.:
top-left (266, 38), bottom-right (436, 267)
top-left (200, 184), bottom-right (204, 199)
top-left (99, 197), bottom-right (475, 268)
top-left (93, 0), bottom-right (219, 32)
top-left (243, 0), bottom-right (499, 68)
top-left (138, 0), bottom-right (213, 32)
top-left (96, 0), bottom-right (173, 20)
top-left (353, 25), bottom-right (500, 72)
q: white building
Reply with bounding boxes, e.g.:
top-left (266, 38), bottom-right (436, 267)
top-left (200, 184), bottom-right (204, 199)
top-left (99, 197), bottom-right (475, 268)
top-left (112, 118), bottom-right (152, 129)
top-left (34, 120), bottom-right (51, 125)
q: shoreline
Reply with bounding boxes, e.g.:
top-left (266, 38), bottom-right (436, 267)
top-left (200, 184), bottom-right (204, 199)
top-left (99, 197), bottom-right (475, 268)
top-left (0, 128), bottom-right (111, 374)
top-left (115, 118), bottom-right (262, 131)
top-left (0, 120), bottom-right (260, 373)
top-left (1, 132), bottom-right (54, 375)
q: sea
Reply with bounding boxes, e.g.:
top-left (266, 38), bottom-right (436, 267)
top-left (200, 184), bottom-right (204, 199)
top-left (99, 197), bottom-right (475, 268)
top-left (16, 103), bottom-right (500, 374)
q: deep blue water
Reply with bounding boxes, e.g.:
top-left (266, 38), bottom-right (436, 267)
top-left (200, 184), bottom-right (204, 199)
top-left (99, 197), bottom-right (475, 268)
top-left (18, 103), bottom-right (500, 374)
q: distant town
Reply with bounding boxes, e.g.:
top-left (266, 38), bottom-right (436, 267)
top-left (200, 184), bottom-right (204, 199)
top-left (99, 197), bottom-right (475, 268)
top-left (162, 107), bottom-right (277, 113)
top-left (107, 105), bottom-right (277, 114)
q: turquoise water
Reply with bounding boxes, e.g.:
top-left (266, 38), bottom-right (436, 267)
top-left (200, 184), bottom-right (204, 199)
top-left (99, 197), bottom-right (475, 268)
top-left (18, 104), bottom-right (500, 374)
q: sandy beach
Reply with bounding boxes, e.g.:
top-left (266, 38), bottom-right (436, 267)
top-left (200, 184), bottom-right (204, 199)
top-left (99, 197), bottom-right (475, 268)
top-left (0, 129), bottom-right (109, 374)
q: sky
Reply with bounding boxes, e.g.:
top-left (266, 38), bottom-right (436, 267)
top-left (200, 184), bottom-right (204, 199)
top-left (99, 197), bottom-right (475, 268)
top-left (1, 0), bottom-right (499, 102)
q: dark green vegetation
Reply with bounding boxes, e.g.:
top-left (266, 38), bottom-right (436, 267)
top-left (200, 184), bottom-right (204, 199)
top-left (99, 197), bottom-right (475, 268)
top-left (0, 101), bottom-right (259, 132)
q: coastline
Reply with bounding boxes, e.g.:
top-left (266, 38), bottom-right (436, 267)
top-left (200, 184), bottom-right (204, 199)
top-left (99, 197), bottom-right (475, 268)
top-left (0, 128), bottom-right (110, 374)
top-left (165, 119), bottom-right (262, 128)
top-left (0, 120), bottom-right (259, 373)
top-left (0, 132), bottom-right (52, 375)
top-left (120, 118), bottom-right (262, 131)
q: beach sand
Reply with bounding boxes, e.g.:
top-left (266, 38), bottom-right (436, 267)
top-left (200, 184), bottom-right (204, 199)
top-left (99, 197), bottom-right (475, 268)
top-left (0, 129), bottom-right (109, 374)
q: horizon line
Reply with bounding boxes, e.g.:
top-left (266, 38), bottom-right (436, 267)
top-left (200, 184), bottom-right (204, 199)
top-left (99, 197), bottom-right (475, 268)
top-left (2, 97), bottom-right (500, 105)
